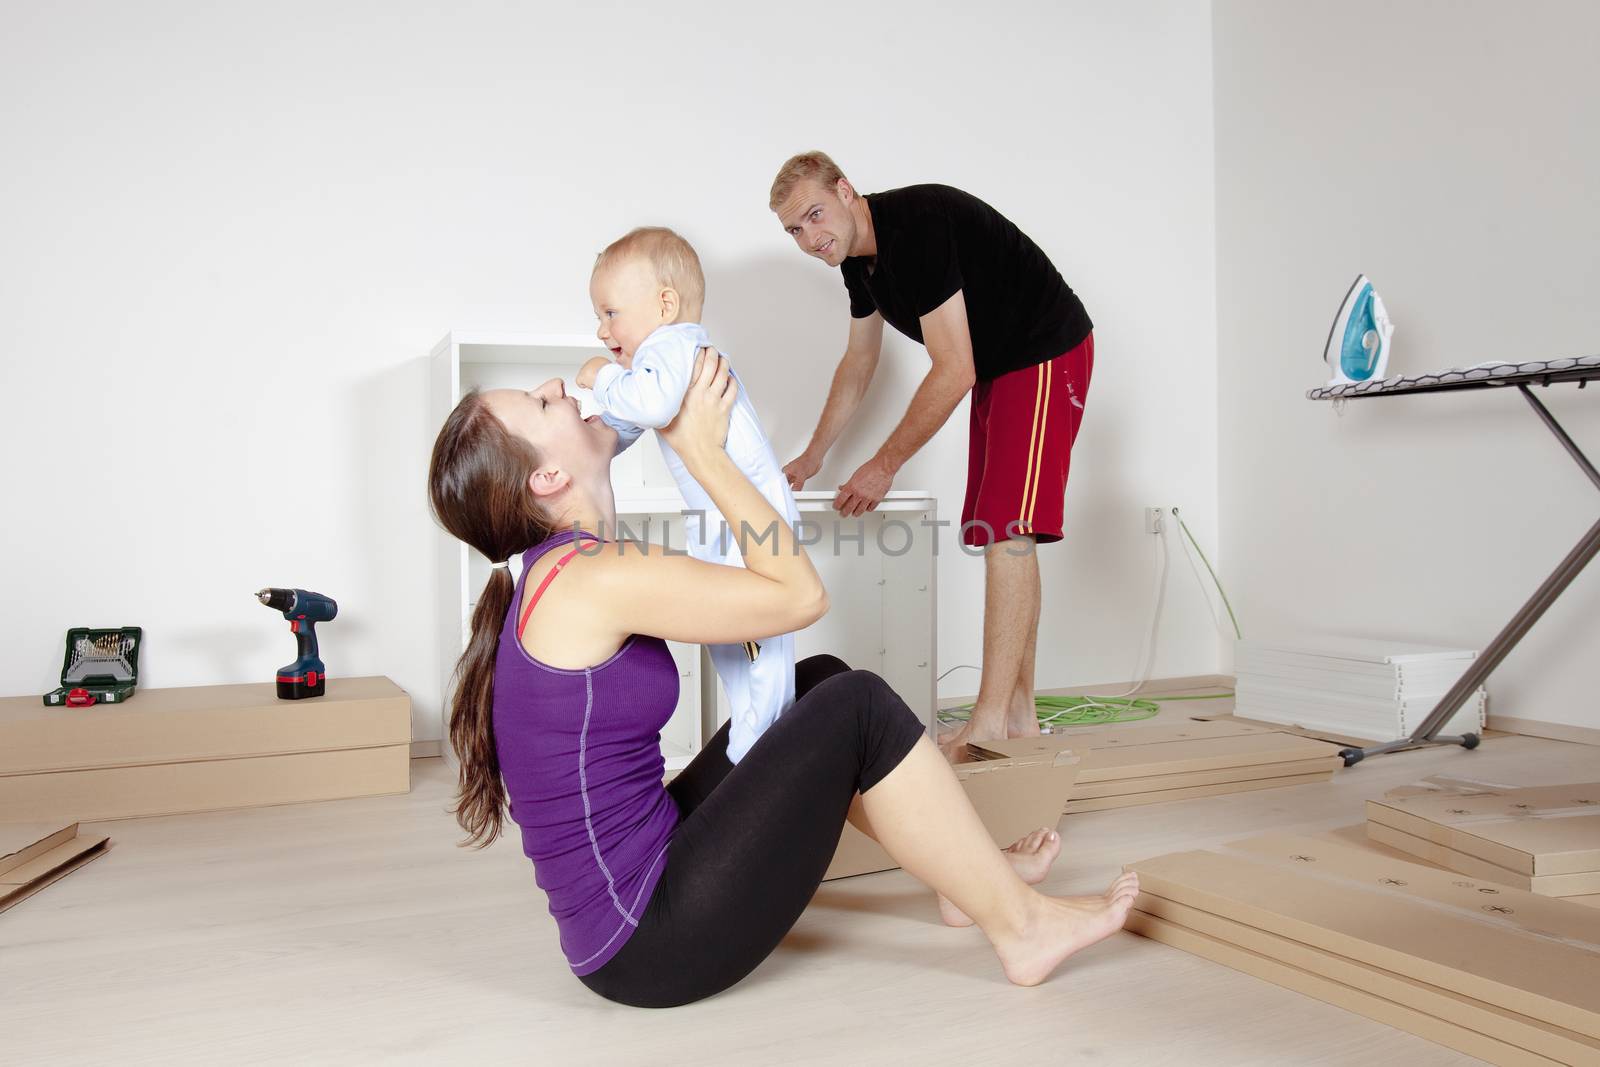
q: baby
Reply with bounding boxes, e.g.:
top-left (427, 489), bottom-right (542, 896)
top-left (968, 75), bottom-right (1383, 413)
top-left (577, 226), bottom-right (802, 765)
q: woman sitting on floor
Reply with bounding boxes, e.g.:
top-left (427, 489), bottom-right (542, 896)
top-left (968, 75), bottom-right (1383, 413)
top-left (426, 349), bottom-right (1138, 1007)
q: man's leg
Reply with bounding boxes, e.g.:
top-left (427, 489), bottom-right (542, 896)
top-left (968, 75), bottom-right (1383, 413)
top-left (971, 539), bottom-right (1040, 741)
top-left (944, 338), bottom-right (1094, 757)
top-left (937, 538), bottom-right (1038, 753)
top-left (1008, 558), bottom-right (1043, 737)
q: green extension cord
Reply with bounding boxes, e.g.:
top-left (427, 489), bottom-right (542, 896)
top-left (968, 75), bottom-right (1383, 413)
top-left (938, 691), bottom-right (1233, 730)
top-left (1172, 506), bottom-right (1242, 641)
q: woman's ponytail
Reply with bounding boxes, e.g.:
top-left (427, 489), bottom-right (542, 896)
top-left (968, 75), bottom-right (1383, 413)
top-left (427, 390), bottom-right (553, 847)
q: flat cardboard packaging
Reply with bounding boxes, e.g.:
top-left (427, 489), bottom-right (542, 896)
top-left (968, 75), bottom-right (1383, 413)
top-left (1, 822), bottom-right (109, 913)
top-left (1126, 913), bottom-right (1569, 1067)
top-left (0, 677), bottom-right (412, 821)
top-left (824, 749), bottom-right (1079, 880)
top-left (0, 676), bottom-right (412, 773)
top-left (1061, 771), bottom-right (1332, 814)
top-left (1323, 823), bottom-right (1600, 910)
top-left (1367, 822), bottom-right (1600, 897)
top-left (978, 721), bottom-right (1342, 784)
top-left (1134, 894), bottom-right (1600, 1065)
top-left (1070, 757), bottom-right (1337, 800)
top-left (1125, 832), bottom-right (1600, 1038)
top-left (1367, 779), bottom-right (1600, 877)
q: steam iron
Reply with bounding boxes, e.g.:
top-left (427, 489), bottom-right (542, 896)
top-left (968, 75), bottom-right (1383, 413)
top-left (1324, 274), bottom-right (1394, 385)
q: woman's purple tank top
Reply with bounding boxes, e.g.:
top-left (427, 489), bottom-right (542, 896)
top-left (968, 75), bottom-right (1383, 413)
top-left (492, 530), bottom-right (680, 975)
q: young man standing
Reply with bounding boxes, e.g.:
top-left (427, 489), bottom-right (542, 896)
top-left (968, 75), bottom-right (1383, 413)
top-left (770, 151), bottom-right (1095, 753)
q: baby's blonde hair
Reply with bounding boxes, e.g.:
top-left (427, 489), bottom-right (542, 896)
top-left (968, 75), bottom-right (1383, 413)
top-left (594, 226), bottom-right (705, 313)
top-left (769, 150), bottom-right (848, 212)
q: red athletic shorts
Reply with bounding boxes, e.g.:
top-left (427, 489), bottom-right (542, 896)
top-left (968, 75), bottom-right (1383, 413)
top-left (962, 332), bottom-right (1094, 547)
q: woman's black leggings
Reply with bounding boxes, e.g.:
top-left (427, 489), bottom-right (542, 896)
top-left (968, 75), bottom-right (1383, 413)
top-left (578, 655), bottom-right (926, 1008)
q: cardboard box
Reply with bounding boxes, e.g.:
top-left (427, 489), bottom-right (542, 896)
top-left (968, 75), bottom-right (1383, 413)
top-left (1367, 779), bottom-right (1600, 878)
top-left (1062, 771), bottom-right (1332, 814)
top-left (1125, 913), bottom-right (1566, 1067)
top-left (1125, 832), bottom-right (1600, 1038)
top-left (1, 822), bottom-right (109, 913)
top-left (823, 748), bottom-right (1079, 880)
top-left (1367, 822), bottom-right (1600, 897)
top-left (0, 677), bottom-right (412, 822)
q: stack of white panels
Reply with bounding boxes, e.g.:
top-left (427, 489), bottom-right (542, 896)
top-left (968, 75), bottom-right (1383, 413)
top-left (1234, 636), bottom-right (1486, 742)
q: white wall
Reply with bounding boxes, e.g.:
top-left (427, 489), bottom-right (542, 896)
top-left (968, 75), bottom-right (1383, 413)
top-left (1214, 1), bottom-right (1600, 728)
top-left (0, 1), bottom-right (1219, 742)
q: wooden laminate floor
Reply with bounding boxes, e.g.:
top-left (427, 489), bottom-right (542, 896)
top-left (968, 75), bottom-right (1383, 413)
top-left (6, 691), bottom-right (1596, 1065)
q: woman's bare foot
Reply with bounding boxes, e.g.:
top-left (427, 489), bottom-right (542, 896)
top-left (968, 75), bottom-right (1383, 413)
top-left (990, 872), bottom-right (1141, 987)
top-left (938, 828), bottom-right (1061, 927)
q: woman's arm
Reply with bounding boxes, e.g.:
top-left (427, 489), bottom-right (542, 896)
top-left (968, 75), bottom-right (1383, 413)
top-left (590, 351), bottom-right (828, 645)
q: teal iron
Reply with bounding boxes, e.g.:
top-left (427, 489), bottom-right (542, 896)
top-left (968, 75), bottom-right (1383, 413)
top-left (1324, 274), bottom-right (1394, 385)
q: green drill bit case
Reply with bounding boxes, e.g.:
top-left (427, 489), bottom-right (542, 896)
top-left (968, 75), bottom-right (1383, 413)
top-left (43, 626), bottom-right (143, 707)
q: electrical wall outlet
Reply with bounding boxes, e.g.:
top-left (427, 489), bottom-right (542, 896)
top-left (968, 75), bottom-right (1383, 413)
top-left (1145, 506), bottom-right (1165, 535)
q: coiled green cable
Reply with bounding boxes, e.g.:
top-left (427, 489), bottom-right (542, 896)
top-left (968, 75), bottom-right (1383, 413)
top-left (937, 691), bottom-right (1232, 729)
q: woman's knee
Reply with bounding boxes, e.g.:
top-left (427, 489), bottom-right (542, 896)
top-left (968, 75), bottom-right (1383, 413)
top-left (801, 669), bottom-right (917, 730)
top-left (795, 653), bottom-right (852, 698)
top-left (798, 653), bottom-right (851, 679)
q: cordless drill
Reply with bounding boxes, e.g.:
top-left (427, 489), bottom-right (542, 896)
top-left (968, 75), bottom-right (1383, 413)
top-left (256, 588), bottom-right (338, 699)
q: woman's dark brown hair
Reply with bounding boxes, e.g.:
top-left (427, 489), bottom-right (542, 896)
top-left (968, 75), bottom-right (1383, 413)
top-left (427, 389), bottom-right (555, 846)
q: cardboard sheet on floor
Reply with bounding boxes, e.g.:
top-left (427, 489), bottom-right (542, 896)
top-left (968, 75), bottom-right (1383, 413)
top-left (1133, 893), bottom-right (1600, 1065)
top-left (975, 721), bottom-right (1340, 813)
top-left (1070, 757), bottom-right (1337, 800)
top-left (1126, 913), bottom-right (1566, 1067)
top-left (1367, 778), bottom-right (1600, 878)
top-left (1367, 822), bottom-right (1600, 897)
top-left (824, 749), bottom-right (1079, 880)
top-left (1062, 771), bottom-right (1332, 813)
top-left (1124, 832), bottom-right (1600, 1039)
top-left (1, 821), bottom-right (109, 913)
top-left (978, 722), bottom-right (1342, 784)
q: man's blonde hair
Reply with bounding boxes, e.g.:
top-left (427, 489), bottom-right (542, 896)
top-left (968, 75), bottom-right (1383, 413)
top-left (768, 150), bottom-right (849, 212)
top-left (594, 226), bottom-right (705, 311)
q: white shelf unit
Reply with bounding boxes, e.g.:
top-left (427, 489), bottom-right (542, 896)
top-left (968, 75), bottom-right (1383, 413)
top-left (429, 330), bottom-right (937, 773)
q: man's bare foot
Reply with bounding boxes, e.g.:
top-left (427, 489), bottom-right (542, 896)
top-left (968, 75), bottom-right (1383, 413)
top-left (990, 872), bottom-right (1141, 987)
top-left (1005, 695), bottom-right (1042, 739)
top-left (938, 828), bottom-right (1061, 927)
top-left (937, 710), bottom-right (1008, 761)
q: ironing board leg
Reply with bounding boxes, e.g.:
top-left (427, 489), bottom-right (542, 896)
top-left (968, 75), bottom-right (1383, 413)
top-left (1341, 387), bottom-right (1600, 766)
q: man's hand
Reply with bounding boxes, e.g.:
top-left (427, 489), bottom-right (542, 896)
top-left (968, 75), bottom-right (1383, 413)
top-left (834, 456), bottom-right (896, 517)
top-left (576, 355), bottom-right (611, 391)
top-left (783, 450), bottom-right (823, 492)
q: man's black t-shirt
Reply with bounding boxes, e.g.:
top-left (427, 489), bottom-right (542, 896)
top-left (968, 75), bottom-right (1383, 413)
top-left (841, 184), bottom-right (1092, 382)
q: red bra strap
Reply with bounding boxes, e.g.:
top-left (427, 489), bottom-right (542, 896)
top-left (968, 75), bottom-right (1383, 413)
top-left (517, 540), bottom-right (599, 640)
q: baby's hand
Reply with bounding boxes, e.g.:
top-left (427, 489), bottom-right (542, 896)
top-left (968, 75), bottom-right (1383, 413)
top-left (576, 355), bottom-right (611, 391)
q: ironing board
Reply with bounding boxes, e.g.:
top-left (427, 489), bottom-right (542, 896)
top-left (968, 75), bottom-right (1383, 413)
top-left (1308, 354), bottom-right (1600, 766)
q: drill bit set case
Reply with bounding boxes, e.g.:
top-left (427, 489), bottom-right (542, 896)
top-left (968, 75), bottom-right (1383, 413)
top-left (0, 676), bottom-right (412, 822)
top-left (42, 627), bottom-right (143, 707)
